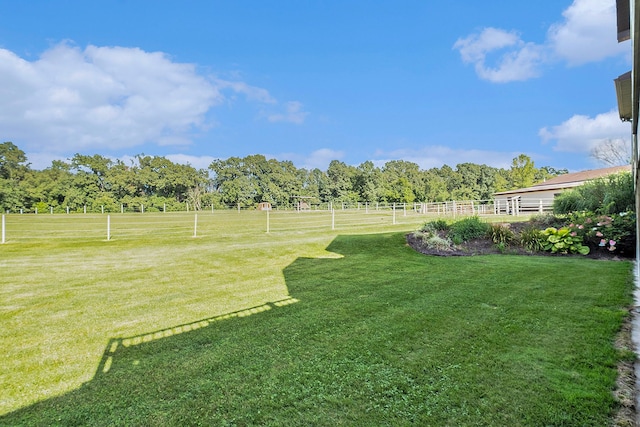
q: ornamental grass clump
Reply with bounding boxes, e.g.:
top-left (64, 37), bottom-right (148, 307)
top-left (489, 224), bottom-right (515, 245)
top-left (519, 227), bottom-right (546, 252)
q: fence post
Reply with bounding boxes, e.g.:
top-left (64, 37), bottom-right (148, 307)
top-left (266, 210), bottom-right (270, 233)
top-left (2, 214), bottom-right (5, 244)
top-left (539, 199), bottom-right (543, 214)
top-left (66, 206), bottom-right (70, 214)
top-left (84, 205), bottom-right (87, 214)
top-left (193, 213), bottom-right (198, 238)
top-left (50, 206), bottom-right (53, 214)
top-left (331, 209), bottom-right (335, 230)
top-left (393, 204), bottom-right (396, 225)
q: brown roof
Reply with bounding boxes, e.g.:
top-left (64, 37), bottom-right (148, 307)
top-left (532, 165), bottom-right (631, 187)
top-left (494, 165), bottom-right (631, 196)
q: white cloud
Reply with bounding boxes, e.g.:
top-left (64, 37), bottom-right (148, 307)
top-left (454, 0), bottom-right (628, 82)
top-left (267, 101), bottom-right (309, 124)
top-left (372, 146), bottom-right (524, 170)
top-left (453, 28), bottom-right (545, 83)
top-left (216, 79), bottom-right (277, 104)
top-left (548, 0), bottom-right (627, 65)
top-left (1, 42), bottom-right (223, 153)
top-left (23, 151), bottom-right (69, 170)
top-left (539, 110), bottom-right (631, 153)
top-left (165, 153), bottom-right (219, 170)
top-left (0, 41), bottom-right (306, 167)
top-left (278, 148), bottom-right (344, 170)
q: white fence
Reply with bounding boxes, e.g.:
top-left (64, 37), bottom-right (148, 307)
top-left (0, 199), bottom-right (556, 244)
top-left (493, 198), bottom-right (554, 216)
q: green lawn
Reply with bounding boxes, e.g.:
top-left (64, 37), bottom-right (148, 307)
top-left (0, 211), bottom-right (634, 426)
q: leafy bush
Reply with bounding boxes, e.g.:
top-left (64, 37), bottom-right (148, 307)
top-left (449, 216), bottom-right (490, 243)
top-left (567, 211), bottom-right (636, 255)
top-left (421, 219), bottom-right (449, 232)
top-left (552, 191), bottom-right (583, 215)
top-left (489, 224), bottom-right (515, 245)
top-left (554, 172), bottom-right (633, 214)
top-left (542, 227), bottom-right (590, 255)
top-left (519, 227), bottom-right (546, 252)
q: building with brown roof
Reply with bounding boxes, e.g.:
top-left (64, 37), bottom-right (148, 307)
top-left (493, 165), bottom-right (631, 215)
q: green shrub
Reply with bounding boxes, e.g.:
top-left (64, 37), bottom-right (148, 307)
top-left (421, 219), bottom-right (449, 232)
top-left (489, 224), bottom-right (514, 245)
top-left (449, 216), bottom-right (490, 243)
top-left (554, 172), bottom-right (633, 214)
top-left (553, 191), bottom-right (583, 215)
top-left (542, 227), bottom-right (590, 255)
top-left (567, 211), bottom-right (636, 255)
top-left (519, 227), bottom-right (546, 252)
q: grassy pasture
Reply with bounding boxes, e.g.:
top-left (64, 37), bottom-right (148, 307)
top-left (0, 210), bottom-right (634, 425)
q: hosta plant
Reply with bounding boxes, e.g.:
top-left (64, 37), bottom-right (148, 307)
top-left (542, 227), bottom-right (590, 255)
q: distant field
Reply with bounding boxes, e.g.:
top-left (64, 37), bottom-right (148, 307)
top-left (0, 208), bottom-right (436, 243)
top-left (0, 211), bottom-right (633, 425)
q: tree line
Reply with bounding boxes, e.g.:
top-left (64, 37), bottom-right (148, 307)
top-left (0, 141), bottom-right (567, 212)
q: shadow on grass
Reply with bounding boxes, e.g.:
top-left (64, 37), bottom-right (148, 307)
top-left (0, 233), bottom-right (358, 425)
top-left (95, 296), bottom-right (300, 378)
top-left (0, 232), bottom-right (632, 426)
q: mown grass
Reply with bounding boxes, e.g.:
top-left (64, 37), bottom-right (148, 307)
top-left (0, 212), bottom-right (634, 426)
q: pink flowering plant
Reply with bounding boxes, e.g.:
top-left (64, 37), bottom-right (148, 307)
top-left (567, 211), bottom-right (636, 254)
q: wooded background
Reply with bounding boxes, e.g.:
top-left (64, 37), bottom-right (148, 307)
top-left (0, 141), bottom-right (567, 212)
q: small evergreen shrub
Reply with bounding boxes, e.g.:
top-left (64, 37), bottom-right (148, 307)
top-left (421, 219), bottom-right (449, 232)
top-left (449, 216), bottom-right (490, 243)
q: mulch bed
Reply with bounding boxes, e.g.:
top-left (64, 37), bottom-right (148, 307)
top-left (406, 221), bottom-right (633, 260)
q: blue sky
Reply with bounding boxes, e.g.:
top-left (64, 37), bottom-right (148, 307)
top-left (0, 0), bottom-right (632, 172)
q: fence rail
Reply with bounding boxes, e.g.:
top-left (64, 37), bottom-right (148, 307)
top-left (0, 199), bottom-right (554, 244)
top-left (4, 199), bottom-right (555, 216)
